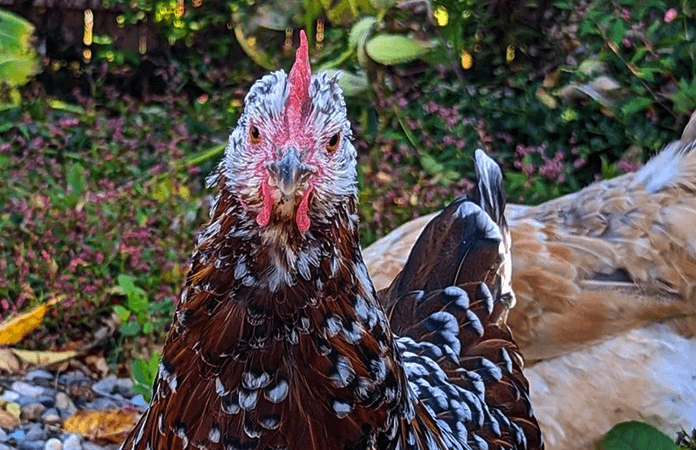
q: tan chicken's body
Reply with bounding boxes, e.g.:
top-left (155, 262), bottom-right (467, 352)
top-left (365, 120), bottom-right (696, 449)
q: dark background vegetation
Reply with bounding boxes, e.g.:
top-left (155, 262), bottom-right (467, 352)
top-left (0, 0), bottom-right (694, 380)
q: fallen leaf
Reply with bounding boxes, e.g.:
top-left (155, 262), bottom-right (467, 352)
top-left (63, 409), bottom-right (140, 443)
top-left (12, 349), bottom-right (78, 366)
top-left (0, 348), bottom-right (20, 372)
top-left (84, 355), bottom-right (110, 378)
top-left (0, 406), bottom-right (20, 428)
top-left (0, 295), bottom-right (63, 345)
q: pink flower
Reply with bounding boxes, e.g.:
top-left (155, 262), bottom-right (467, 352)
top-left (620, 8), bottom-right (630, 20)
top-left (665, 8), bottom-right (677, 22)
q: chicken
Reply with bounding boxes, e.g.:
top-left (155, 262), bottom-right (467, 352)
top-left (121, 32), bottom-right (543, 450)
top-left (364, 113), bottom-right (696, 449)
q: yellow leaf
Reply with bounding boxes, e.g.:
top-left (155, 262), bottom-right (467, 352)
top-left (0, 405), bottom-right (20, 428)
top-left (63, 410), bottom-right (140, 443)
top-left (0, 295), bottom-right (63, 345)
top-left (12, 349), bottom-right (78, 366)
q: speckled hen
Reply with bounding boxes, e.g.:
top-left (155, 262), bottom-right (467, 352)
top-left (120, 31), bottom-right (543, 450)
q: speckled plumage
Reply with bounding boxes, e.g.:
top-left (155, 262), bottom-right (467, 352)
top-left (121, 32), bottom-right (542, 450)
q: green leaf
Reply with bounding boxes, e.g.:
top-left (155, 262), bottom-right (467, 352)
top-left (365, 34), bottom-right (432, 65)
top-left (610, 19), bottom-right (627, 45)
top-left (368, 0), bottom-right (395, 10)
top-left (600, 154), bottom-right (617, 180)
top-left (127, 290), bottom-right (148, 313)
top-left (113, 305), bottom-right (131, 322)
top-left (130, 383), bottom-right (152, 402)
top-left (0, 54), bottom-right (39, 87)
top-left (601, 421), bottom-right (677, 450)
top-left (47, 100), bottom-right (85, 115)
top-left (324, 69), bottom-right (369, 96)
top-left (349, 17), bottom-right (377, 50)
top-left (66, 163), bottom-right (87, 203)
top-left (621, 97), bottom-right (653, 115)
top-left (0, 9), bottom-right (35, 54)
top-left (0, 9), bottom-right (40, 88)
top-left (117, 274), bottom-right (149, 312)
top-left (120, 321), bottom-right (141, 336)
top-left (117, 274), bottom-right (137, 295)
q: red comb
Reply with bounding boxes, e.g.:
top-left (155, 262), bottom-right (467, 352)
top-left (286, 31), bottom-right (311, 133)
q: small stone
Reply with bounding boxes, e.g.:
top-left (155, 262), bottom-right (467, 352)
top-left (62, 435), bottom-right (81, 450)
top-left (11, 381), bottom-right (44, 398)
top-left (0, 429), bottom-right (7, 443)
top-left (83, 397), bottom-right (118, 410)
top-left (55, 393), bottom-right (76, 417)
top-left (0, 444), bottom-right (15, 450)
top-left (44, 439), bottom-right (62, 450)
top-left (21, 402), bottom-right (47, 421)
top-left (18, 442), bottom-right (44, 450)
top-left (41, 408), bottom-right (61, 424)
top-left (26, 370), bottom-right (53, 382)
top-left (91, 377), bottom-right (117, 397)
top-left (129, 394), bottom-right (147, 408)
top-left (24, 424), bottom-right (46, 442)
top-left (0, 390), bottom-right (20, 402)
top-left (16, 395), bottom-right (55, 408)
top-left (81, 444), bottom-right (104, 450)
top-left (114, 378), bottom-right (134, 397)
top-left (57, 371), bottom-right (87, 384)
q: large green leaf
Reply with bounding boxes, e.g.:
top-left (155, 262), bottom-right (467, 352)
top-left (0, 9), bottom-right (34, 54)
top-left (0, 9), bottom-right (39, 89)
top-left (325, 69), bottom-right (369, 96)
top-left (365, 34), bottom-right (432, 65)
top-left (601, 421), bottom-right (676, 450)
top-left (349, 17), bottom-right (378, 50)
top-left (0, 53), bottom-right (38, 87)
top-left (319, 0), bottom-right (375, 25)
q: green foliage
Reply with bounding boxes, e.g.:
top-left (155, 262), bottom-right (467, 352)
top-left (112, 274), bottom-right (172, 338)
top-left (0, 8), bottom-right (40, 104)
top-left (130, 351), bottom-right (160, 402)
top-left (601, 421), bottom-right (677, 450)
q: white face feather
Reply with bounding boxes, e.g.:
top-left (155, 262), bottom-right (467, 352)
top-left (216, 69), bottom-right (357, 228)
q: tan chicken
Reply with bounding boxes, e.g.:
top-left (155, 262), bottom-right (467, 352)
top-left (364, 112), bottom-right (696, 449)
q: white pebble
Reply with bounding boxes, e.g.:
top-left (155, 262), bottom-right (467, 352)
top-left (11, 381), bottom-right (44, 397)
top-left (45, 438), bottom-right (63, 450)
top-left (55, 393), bottom-right (76, 415)
top-left (62, 434), bottom-right (82, 450)
top-left (0, 390), bottom-right (19, 402)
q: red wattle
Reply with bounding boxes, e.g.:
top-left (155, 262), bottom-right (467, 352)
top-left (257, 181), bottom-right (273, 227)
top-left (296, 186), bottom-right (312, 233)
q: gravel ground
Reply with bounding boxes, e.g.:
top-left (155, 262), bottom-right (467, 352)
top-left (0, 370), bottom-right (147, 450)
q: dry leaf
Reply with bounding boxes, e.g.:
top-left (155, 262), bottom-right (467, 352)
top-left (12, 349), bottom-right (78, 366)
top-left (0, 295), bottom-right (63, 345)
top-left (84, 355), bottom-right (110, 378)
top-left (63, 409), bottom-right (140, 443)
top-left (0, 405), bottom-right (20, 428)
top-left (0, 348), bottom-right (20, 373)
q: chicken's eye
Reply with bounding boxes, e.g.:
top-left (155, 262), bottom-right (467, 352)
top-left (250, 126), bottom-right (262, 145)
top-left (326, 133), bottom-right (340, 153)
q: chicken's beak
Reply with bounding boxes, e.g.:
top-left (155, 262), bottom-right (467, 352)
top-left (266, 147), bottom-right (315, 200)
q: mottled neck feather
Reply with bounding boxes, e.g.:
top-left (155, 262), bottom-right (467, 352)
top-left (193, 173), bottom-right (363, 317)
